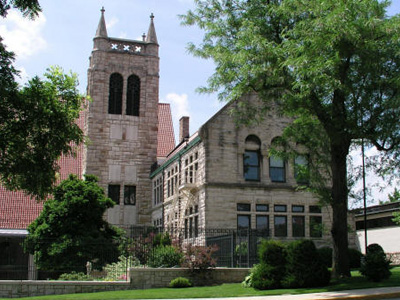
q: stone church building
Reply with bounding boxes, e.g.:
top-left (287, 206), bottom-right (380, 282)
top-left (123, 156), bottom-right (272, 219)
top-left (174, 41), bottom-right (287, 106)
top-left (1, 9), bottom-right (350, 277)
top-left (84, 9), bottom-right (336, 248)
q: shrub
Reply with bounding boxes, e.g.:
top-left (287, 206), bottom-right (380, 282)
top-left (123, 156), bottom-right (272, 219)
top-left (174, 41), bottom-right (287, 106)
top-left (182, 244), bottom-right (218, 272)
top-left (248, 240), bottom-right (286, 289)
top-left (147, 245), bottom-right (183, 268)
top-left (348, 248), bottom-right (363, 269)
top-left (282, 240), bottom-right (330, 288)
top-left (317, 247), bottom-right (332, 268)
top-left (360, 243), bottom-right (391, 282)
top-left (169, 277), bottom-right (192, 288)
top-left (152, 232), bottom-right (172, 247)
top-left (58, 271), bottom-right (92, 281)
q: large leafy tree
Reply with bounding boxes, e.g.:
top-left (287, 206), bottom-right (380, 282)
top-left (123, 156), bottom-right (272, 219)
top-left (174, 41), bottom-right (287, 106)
top-left (24, 175), bottom-right (124, 274)
top-left (182, 0), bottom-right (400, 277)
top-left (0, 0), bottom-right (84, 199)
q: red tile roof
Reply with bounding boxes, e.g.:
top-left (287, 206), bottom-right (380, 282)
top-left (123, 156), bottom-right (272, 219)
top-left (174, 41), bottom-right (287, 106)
top-left (157, 103), bottom-right (175, 158)
top-left (0, 109), bottom-right (87, 230)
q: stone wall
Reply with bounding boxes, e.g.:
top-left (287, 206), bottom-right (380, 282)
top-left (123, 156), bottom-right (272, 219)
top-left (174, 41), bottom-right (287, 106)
top-left (0, 281), bottom-right (130, 298)
top-left (129, 267), bottom-right (250, 289)
top-left (0, 268), bottom-right (249, 298)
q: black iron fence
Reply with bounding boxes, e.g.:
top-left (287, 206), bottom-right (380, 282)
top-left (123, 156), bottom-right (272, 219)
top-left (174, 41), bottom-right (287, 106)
top-left (1, 227), bottom-right (269, 280)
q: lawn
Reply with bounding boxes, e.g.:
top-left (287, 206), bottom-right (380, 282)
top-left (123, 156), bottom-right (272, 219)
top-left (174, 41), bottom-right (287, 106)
top-left (2, 267), bottom-right (400, 300)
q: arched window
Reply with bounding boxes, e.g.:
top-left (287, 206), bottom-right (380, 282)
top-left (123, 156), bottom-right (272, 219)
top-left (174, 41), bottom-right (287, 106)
top-left (108, 73), bottom-right (123, 114)
top-left (126, 74), bottom-right (140, 116)
top-left (244, 135), bottom-right (261, 181)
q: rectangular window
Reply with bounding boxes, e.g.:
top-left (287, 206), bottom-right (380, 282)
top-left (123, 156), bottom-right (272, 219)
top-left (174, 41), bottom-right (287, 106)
top-left (292, 205), bottom-right (304, 213)
top-left (310, 205), bottom-right (322, 213)
top-left (124, 185), bottom-right (136, 205)
top-left (270, 156), bottom-right (285, 182)
top-left (292, 216), bottom-right (305, 237)
top-left (237, 203), bottom-right (251, 211)
top-left (274, 216), bottom-right (287, 237)
top-left (310, 216), bottom-right (323, 237)
top-left (295, 155), bottom-right (309, 184)
top-left (194, 216), bottom-right (199, 237)
top-left (189, 217), bottom-right (193, 238)
top-left (244, 151), bottom-right (260, 181)
top-left (237, 215), bottom-right (251, 230)
top-left (256, 204), bottom-right (269, 212)
top-left (256, 215), bottom-right (269, 235)
top-left (274, 205), bottom-right (287, 212)
top-left (108, 184), bottom-right (120, 205)
top-left (184, 219), bottom-right (188, 239)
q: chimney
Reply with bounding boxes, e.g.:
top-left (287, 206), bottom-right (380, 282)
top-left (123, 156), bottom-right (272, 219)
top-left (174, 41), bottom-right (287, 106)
top-left (179, 116), bottom-right (190, 143)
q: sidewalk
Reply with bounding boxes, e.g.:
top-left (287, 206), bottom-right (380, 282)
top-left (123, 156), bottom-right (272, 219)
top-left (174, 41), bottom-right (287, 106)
top-left (181, 287), bottom-right (400, 300)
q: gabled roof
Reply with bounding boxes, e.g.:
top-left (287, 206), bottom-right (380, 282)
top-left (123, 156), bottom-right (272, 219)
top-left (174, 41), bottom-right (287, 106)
top-left (0, 109), bottom-right (87, 230)
top-left (157, 103), bottom-right (175, 158)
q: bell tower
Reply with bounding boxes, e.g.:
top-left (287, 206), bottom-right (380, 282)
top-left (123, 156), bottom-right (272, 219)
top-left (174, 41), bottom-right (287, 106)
top-left (86, 8), bottom-right (159, 226)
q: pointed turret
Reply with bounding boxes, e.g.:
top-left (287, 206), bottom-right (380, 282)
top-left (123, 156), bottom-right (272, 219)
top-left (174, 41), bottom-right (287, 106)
top-left (95, 7), bottom-right (108, 38)
top-left (146, 13), bottom-right (158, 44)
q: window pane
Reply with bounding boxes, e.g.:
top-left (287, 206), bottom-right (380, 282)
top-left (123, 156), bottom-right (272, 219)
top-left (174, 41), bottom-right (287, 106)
top-left (244, 151), bottom-right (260, 181)
top-left (270, 156), bottom-right (284, 167)
top-left (256, 204), bottom-right (269, 212)
top-left (124, 185), bottom-right (136, 205)
top-left (237, 215), bottom-right (251, 230)
top-left (295, 155), bottom-right (309, 184)
top-left (256, 216), bottom-right (269, 233)
top-left (237, 203), bottom-right (251, 211)
top-left (126, 74), bottom-right (140, 116)
top-left (310, 205), bottom-right (322, 213)
top-left (292, 216), bottom-right (305, 237)
top-left (310, 216), bottom-right (322, 237)
top-left (108, 184), bottom-right (120, 205)
top-left (274, 216), bottom-right (287, 237)
top-left (292, 205), bottom-right (304, 213)
top-left (270, 167), bottom-right (285, 182)
top-left (274, 205), bottom-right (287, 212)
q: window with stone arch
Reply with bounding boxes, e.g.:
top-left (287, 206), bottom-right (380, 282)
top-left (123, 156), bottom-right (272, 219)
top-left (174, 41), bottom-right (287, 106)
top-left (108, 73), bottom-right (123, 114)
top-left (244, 135), bottom-right (261, 181)
top-left (126, 74), bottom-right (140, 116)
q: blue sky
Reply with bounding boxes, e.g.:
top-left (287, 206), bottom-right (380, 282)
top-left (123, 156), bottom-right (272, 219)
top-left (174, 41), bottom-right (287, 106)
top-left (0, 0), bottom-right (399, 205)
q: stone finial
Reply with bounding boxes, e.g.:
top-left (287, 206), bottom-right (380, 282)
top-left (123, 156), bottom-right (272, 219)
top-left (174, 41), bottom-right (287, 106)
top-left (95, 6), bottom-right (108, 38)
top-left (146, 13), bottom-right (158, 44)
top-left (142, 33), bottom-right (146, 41)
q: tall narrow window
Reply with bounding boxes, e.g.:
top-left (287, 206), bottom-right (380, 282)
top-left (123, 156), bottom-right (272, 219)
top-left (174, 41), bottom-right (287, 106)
top-left (310, 216), bottom-right (323, 237)
top-left (124, 185), bottom-right (136, 205)
top-left (126, 74), bottom-right (140, 116)
top-left (274, 216), bottom-right (287, 237)
top-left (244, 135), bottom-right (261, 181)
top-left (295, 155), bottom-right (309, 184)
top-left (270, 156), bottom-right (285, 182)
top-left (108, 184), bottom-right (120, 205)
top-left (108, 73), bottom-right (123, 114)
top-left (292, 216), bottom-right (305, 237)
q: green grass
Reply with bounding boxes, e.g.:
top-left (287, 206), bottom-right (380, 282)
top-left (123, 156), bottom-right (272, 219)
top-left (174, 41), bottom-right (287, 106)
top-left (3, 267), bottom-right (400, 300)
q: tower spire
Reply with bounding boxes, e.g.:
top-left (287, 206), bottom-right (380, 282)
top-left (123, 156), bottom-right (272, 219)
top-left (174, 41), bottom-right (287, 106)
top-left (146, 13), bottom-right (158, 44)
top-left (95, 7), bottom-right (108, 38)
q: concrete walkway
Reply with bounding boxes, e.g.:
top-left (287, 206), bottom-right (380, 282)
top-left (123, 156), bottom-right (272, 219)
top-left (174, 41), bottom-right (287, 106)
top-left (178, 287), bottom-right (400, 300)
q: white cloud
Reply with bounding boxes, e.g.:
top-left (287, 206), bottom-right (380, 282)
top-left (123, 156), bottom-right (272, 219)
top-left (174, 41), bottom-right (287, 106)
top-left (106, 17), bottom-right (119, 29)
top-left (165, 93), bottom-right (190, 119)
top-left (0, 11), bottom-right (47, 59)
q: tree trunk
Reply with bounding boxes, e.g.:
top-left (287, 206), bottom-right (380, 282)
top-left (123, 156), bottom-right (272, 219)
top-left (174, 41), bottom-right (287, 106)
top-left (330, 142), bottom-right (351, 278)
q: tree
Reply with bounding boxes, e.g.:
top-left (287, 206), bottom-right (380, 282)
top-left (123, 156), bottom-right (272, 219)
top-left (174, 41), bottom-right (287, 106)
top-left (182, 0), bottom-right (400, 278)
top-left (0, 0), bottom-right (84, 199)
top-left (24, 174), bottom-right (124, 274)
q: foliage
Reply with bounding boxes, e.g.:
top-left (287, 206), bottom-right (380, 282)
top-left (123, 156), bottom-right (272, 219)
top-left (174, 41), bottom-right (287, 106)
top-left (360, 243), bottom-right (391, 282)
top-left (318, 247), bottom-right (333, 269)
top-left (251, 240), bottom-right (287, 289)
top-left (0, 0), bottom-right (41, 18)
top-left (282, 240), bottom-right (330, 288)
top-left (348, 248), bottom-right (363, 269)
top-left (147, 245), bottom-right (183, 268)
top-left (182, 0), bottom-right (400, 278)
top-left (103, 255), bottom-right (141, 281)
top-left (152, 232), bottom-right (172, 247)
top-left (24, 174), bottom-right (124, 274)
top-left (169, 277), bottom-right (192, 288)
top-left (380, 188), bottom-right (400, 205)
top-left (182, 244), bottom-right (218, 272)
top-left (58, 271), bottom-right (92, 281)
